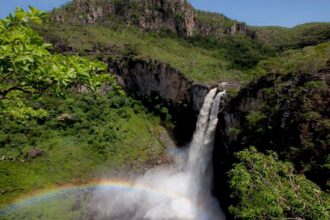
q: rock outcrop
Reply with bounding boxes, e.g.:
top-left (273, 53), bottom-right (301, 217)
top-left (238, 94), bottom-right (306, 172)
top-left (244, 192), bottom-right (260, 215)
top-left (113, 58), bottom-right (209, 112)
top-left (52, 0), bottom-right (247, 38)
top-left (193, 10), bottom-right (248, 38)
top-left (109, 57), bottom-right (212, 144)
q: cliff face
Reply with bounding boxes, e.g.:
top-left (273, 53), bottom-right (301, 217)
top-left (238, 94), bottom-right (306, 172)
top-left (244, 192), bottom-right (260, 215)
top-left (112, 58), bottom-right (209, 111)
top-left (109, 57), bottom-right (212, 144)
top-left (217, 67), bottom-right (330, 165)
top-left (53, 0), bottom-right (247, 38)
top-left (54, 0), bottom-right (195, 37)
top-left (212, 65), bottom-right (330, 211)
top-left (193, 10), bottom-right (248, 38)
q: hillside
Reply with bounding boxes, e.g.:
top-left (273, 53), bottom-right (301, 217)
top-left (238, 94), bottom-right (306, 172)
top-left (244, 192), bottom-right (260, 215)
top-left (38, 23), bottom-right (268, 83)
top-left (38, 1), bottom-right (267, 83)
top-left (52, 0), bottom-right (247, 38)
top-left (252, 22), bottom-right (330, 51)
top-left (0, 7), bottom-right (170, 210)
top-left (0, 92), bottom-right (169, 208)
top-left (41, 0), bottom-right (330, 85)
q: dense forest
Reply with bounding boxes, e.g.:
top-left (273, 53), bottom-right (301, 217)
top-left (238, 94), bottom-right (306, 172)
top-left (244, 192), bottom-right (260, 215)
top-left (0, 1), bottom-right (329, 219)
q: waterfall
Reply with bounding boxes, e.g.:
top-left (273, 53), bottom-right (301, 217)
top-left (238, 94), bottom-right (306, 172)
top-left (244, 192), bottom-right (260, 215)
top-left (188, 88), bottom-right (226, 220)
top-left (87, 88), bottom-right (226, 220)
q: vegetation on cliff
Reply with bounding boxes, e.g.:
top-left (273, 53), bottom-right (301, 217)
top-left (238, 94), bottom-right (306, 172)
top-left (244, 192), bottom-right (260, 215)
top-left (42, 0), bottom-right (330, 85)
top-left (252, 22), bottom-right (330, 51)
top-left (229, 147), bottom-right (330, 219)
top-left (225, 67), bottom-right (330, 190)
top-left (0, 8), bottom-right (166, 209)
top-left (38, 23), bottom-right (272, 83)
top-left (38, 0), bottom-right (274, 83)
top-left (0, 91), bottom-right (166, 208)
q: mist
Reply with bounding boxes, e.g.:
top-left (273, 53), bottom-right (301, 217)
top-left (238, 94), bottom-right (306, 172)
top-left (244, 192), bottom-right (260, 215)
top-left (88, 89), bottom-right (226, 220)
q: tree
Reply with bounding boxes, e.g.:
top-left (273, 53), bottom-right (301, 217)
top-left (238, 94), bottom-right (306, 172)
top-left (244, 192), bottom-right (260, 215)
top-left (0, 7), bottom-right (117, 121)
top-left (228, 147), bottom-right (330, 220)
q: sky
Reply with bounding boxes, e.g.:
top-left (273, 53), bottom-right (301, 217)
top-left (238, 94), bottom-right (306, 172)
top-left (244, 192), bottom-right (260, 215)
top-left (0, 0), bottom-right (329, 27)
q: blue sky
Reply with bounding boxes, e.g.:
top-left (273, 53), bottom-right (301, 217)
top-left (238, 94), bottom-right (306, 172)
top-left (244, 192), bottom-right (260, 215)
top-left (1, 0), bottom-right (329, 27)
top-left (189, 0), bottom-right (330, 27)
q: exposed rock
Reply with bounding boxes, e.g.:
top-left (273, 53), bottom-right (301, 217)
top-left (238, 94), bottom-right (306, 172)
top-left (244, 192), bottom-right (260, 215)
top-left (112, 58), bottom-right (212, 112)
top-left (57, 113), bottom-right (72, 121)
top-left (28, 148), bottom-right (45, 159)
top-left (52, 0), bottom-right (248, 39)
top-left (53, 0), bottom-right (195, 37)
top-left (190, 84), bottom-right (209, 112)
top-left (193, 11), bottom-right (248, 38)
top-left (159, 128), bottom-right (176, 148)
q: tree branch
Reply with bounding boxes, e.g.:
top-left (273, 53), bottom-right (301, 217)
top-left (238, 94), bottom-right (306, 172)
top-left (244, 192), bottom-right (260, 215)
top-left (0, 86), bottom-right (33, 100)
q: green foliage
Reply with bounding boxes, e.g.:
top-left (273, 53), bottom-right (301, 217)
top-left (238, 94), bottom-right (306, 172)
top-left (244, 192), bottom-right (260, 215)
top-left (228, 147), bottom-right (330, 220)
top-left (0, 7), bottom-right (115, 121)
top-left (194, 10), bottom-right (237, 29)
top-left (38, 23), bottom-right (242, 83)
top-left (38, 22), bottom-right (277, 83)
top-left (254, 41), bottom-right (330, 76)
top-left (245, 111), bottom-right (266, 128)
top-left (1, 190), bottom-right (91, 220)
top-left (304, 80), bottom-right (328, 89)
top-left (44, 0), bottom-right (330, 85)
top-left (231, 71), bottom-right (330, 190)
top-left (0, 99), bottom-right (48, 122)
top-left (222, 36), bottom-right (273, 69)
top-left (0, 91), bottom-right (166, 208)
top-left (228, 127), bottom-right (241, 140)
top-left (0, 7), bottom-right (166, 210)
top-left (253, 22), bottom-right (330, 51)
top-left (188, 34), bottom-right (274, 70)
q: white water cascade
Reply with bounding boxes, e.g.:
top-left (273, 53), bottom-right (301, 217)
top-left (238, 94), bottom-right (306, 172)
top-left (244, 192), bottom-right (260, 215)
top-left (89, 88), bottom-right (226, 220)
top-left (188, 88), bottom-right (226, 219)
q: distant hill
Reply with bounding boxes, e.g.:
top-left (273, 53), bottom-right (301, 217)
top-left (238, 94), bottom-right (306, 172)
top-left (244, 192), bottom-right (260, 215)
top-left (252, 22), bottom-right (330, 51)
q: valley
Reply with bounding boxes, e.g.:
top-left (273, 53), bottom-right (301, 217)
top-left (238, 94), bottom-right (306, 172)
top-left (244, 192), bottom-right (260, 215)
top-left (0, 1), bottom-right (329, 219)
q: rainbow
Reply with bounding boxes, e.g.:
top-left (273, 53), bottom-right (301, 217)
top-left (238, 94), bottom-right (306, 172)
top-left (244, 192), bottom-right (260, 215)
top-left (0, 178), bottom-right (207, 218)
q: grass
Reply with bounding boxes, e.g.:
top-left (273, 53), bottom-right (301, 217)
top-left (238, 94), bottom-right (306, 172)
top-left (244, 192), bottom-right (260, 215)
top-left (39, 24), bottom-right (259, 83)
top-left (194, 9), bottom-right (238, 29)
top-left (253, 41), bottom-right (330, 75)
top-left (252, 22), bottom-right (330, 50)
top-left (40, 22), bottom-right (330, 85)
top-left (1, 189), bottom-right (91, 219)
top-left (42, 0), bottom-right (330, 84)
top-left (0, 92), bottom-right (167, 209)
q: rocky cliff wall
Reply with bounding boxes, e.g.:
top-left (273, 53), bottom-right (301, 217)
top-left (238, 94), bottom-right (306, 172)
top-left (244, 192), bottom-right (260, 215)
top-left (112, 58), bottom-right (209, 112)
top-left (193, 10), bottom-right (248, 38)
top-left (212, 66), bottom-right (330, 215)
top-left (54, 0), bottom-right (195, 37)
top-left (109, 57), bottom-right (212, 144)
top-left (52, 0), bottom-right (247, 38)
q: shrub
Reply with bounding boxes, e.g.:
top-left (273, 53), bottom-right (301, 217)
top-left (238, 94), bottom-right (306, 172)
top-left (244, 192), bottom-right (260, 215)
top-left (245, 111), bottom-right (266, 128)
top-left (228, 147), bottom-right (330, 220)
